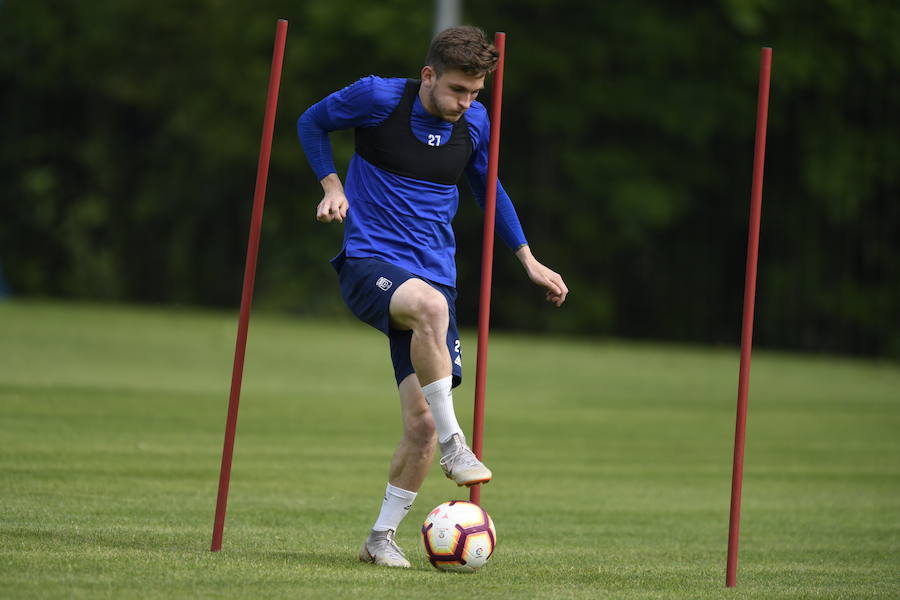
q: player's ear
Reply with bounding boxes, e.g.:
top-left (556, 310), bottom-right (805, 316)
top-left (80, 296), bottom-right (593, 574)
top-left (421, 65), bottom-right (436, 85)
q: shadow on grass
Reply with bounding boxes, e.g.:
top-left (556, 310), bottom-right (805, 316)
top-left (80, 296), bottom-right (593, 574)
top-left (3, 526), bottom-right (385, 571)
top-left (257, 550), bottom-right (360, 568)
top-left (3, 525), bottom-right (211, 553)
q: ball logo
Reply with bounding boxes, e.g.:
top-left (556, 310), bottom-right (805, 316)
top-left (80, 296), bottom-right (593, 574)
top-left (375, 277), bottom-right (393, 291)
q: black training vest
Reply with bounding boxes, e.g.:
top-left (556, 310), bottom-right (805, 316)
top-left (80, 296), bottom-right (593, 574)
top-left (354, 79), bottom-right (473, 185)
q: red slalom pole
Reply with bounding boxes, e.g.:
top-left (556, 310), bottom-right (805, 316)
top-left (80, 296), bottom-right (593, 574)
top-left (211, 18), bottom-right (288, 552)
top-left (470, 32), bottom-right (506, 506)
top-left (726, 46), bottom-right (772, 586)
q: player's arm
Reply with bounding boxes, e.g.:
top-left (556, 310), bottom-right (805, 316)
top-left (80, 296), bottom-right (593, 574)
top-left (297, 77), bottom-right (398, 224)
top-left (298, 100), bottom-right (348, 223)
top-left (298, 96), bottom-right (345, 222)
top-left (464, 107), bottom-right (569, 307)
top-left (463, 169), bottom-right (568, 307)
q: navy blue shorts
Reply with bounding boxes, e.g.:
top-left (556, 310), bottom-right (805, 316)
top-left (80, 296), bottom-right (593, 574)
top-left (334, 254), bottom-right (462, 388)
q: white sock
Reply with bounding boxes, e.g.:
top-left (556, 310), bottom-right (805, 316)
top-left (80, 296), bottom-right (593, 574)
top-left (422, 376), bottom-right (463, 443)
top-left (372, 483), bottom-right (417, 532)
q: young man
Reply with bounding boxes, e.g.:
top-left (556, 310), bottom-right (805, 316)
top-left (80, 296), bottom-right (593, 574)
top-left (297, 26), bottom-right (568, 568)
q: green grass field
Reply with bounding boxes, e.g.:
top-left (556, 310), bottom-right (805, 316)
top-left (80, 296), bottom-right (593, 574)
top-left (1, 301), bottom-right (898, 599)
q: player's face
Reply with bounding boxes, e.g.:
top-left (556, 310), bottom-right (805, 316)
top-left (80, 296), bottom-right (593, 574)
top-left (420, 66), bottom-right (485, 122)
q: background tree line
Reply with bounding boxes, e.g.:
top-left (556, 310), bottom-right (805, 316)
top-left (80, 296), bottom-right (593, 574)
top-left (1, 0), bottom-right (897, 357)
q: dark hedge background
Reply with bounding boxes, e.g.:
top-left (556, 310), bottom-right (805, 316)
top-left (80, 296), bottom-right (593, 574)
top-left (2, 0), bottom-right (897, 357)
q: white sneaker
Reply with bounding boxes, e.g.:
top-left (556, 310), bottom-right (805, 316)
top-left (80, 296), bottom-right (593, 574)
top-left (358, 529), bottom-right (411, 568)
top-left (439, 434), bottom-right (492, 487)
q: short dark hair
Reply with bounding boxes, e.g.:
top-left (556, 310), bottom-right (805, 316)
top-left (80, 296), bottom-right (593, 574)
top-left (425, 26), bottom-right (499, 77)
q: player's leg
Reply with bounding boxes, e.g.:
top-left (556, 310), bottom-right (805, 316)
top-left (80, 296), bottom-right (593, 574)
top-left (359, 374), bottom-right (433, 568)
top-left (388, 278), bottom-right (451, 386)
top-left (389, 373), bottom-right (437, 489)
top-left (389, 279), bottom-right (491, 487)
top-left (334, 258), bottom-right (420, 567)
top-left (341, 265), bottom-right (482, 567)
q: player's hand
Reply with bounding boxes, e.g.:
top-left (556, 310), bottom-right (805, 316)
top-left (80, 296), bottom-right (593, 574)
top-left (528, 261), bottom-right (568, 307)
top-left (515, 245), bottom-right (568, 307)
top-left (316, 190), bottom-right (349, 223)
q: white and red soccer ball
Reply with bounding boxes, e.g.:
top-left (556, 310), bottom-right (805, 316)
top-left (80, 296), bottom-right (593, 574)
top-left (421, 500), bottom-right (497, 572)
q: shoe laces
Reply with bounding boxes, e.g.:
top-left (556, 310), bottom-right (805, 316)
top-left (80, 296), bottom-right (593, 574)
top-left (372, 530), bottom-right (406, 559)
top-left (440, 440), bottom-right (481, 470)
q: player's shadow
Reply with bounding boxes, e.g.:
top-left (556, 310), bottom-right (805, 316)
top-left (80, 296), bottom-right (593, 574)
top-left (261, 550), bottom-right (432, 571)
top-left (258, 550), bottom-right (351, 568)
top-left (5, 526), bottom-right (421, 569)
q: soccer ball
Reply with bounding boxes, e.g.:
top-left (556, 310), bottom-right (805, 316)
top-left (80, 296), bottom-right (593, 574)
top-left (421, 500), bottom-right (496, 573)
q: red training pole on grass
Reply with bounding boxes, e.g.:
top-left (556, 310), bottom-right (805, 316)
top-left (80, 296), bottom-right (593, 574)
top-left (726, 46), bottom-right (772, 586)
top-left (211, 18), bottom-right (288, 552)
top-left (470, 32), bottom-right (506, 507)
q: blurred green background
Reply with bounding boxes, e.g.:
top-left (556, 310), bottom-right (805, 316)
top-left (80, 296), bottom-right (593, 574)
top-left (1, 0), bottom-right (897, 357)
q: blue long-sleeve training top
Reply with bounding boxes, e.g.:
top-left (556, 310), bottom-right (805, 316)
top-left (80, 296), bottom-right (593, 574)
top-left (297, 75), bottom-right (528, 287)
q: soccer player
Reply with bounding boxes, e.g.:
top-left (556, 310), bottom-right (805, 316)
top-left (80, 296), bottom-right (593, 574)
top-left (297, 25), bottom-right (568, 568)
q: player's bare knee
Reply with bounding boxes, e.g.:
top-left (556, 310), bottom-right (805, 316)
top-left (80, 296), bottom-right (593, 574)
top-left (390, 280), bottom-right (447, 332)
top-left (412, 290), bottom-right (448, 334)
